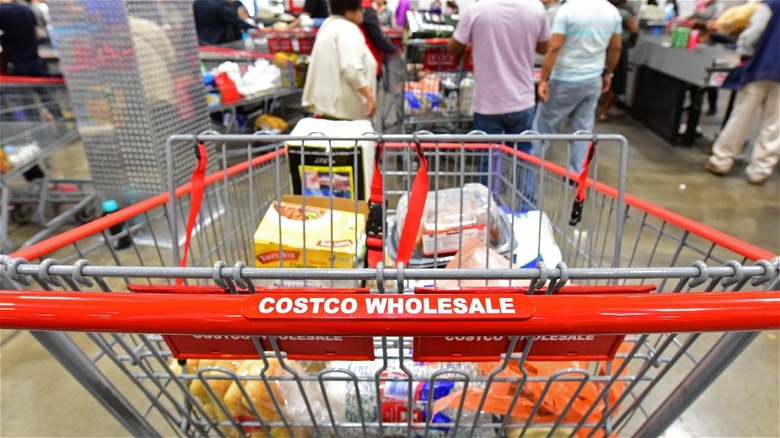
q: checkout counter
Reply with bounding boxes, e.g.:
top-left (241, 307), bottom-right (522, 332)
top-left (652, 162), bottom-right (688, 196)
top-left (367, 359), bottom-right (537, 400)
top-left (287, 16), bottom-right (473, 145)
top-left (626, 34), bottom-right (740, 146)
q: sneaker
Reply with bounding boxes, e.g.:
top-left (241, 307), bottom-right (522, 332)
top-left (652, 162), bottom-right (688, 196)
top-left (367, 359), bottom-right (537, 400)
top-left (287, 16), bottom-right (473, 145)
top-left (705, 161), bottom-right (729, 176)
top-left (747, 174), bottom-right (769, 185)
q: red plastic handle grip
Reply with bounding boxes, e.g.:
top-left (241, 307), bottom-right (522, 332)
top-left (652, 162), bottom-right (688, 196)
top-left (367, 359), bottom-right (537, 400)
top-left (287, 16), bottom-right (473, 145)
top-left (1, 290), bottom-right (777, 336)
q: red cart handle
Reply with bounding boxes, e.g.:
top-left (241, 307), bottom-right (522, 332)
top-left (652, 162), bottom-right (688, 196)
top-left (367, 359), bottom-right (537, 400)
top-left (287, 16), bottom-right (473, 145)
top-left (1, 290), bottom-right (777, 336)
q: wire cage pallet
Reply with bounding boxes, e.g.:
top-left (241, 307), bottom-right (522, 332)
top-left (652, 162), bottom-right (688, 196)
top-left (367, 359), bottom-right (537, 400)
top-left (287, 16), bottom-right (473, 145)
top-left (1, 132), bottom-right (778, 438)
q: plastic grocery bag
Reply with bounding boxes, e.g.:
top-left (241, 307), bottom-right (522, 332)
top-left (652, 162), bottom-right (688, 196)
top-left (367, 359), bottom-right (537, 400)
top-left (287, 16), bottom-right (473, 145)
top-left (432, 343), bottom-right (633, 437)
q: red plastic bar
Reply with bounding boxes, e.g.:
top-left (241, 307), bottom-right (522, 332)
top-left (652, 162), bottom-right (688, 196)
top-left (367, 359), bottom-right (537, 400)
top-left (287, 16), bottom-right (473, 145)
top-left (0, 75), bottom-right (65, 85)
top-left (10, 148), bottom-right (285, 261)
top-left (1, 290), bottom-right (777, 336)
top-left (199, 45), bottom-right (277, 61)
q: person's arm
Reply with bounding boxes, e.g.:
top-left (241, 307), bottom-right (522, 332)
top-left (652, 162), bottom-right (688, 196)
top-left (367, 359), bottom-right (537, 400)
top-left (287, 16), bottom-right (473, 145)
top-left (736, 2), bottom-right (771, 57)
top-left (603, 33), bottom-right (622, 93)
top-left (338, 28), bottom-right (376, 117)
top-left (447, 8), bottom-right (470, 56)
top-left (358, 86), bottom-right (376, 117)
top-left (363, 8), bottom-right (398, 55)
top-left (447, 37), bottom-right (466, 56)
top-left (626, 16), bottom-right (639, 47)
top-left (537, 33), bottom-right (564, 102)
top-left (218, 1), bottom-right (256, 31)
top-left (536, 40), bottom-right (549, 55)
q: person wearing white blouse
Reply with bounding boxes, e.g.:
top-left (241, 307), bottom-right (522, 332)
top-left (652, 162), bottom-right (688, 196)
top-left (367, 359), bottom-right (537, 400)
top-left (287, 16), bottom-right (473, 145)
top-left (301, 0), bottom-right (377, 121)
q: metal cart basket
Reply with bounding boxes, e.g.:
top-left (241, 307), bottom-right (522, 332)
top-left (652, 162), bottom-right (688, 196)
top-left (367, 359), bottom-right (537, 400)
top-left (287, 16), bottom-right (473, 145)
top-left (1, 133), bottom-right (778, 438)
top-left (403, 39), bottom-right (474, 133)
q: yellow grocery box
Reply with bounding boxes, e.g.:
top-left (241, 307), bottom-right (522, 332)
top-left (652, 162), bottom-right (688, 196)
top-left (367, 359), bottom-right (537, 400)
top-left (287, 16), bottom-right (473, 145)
top-left (254, 196), bottom-right (367, 269)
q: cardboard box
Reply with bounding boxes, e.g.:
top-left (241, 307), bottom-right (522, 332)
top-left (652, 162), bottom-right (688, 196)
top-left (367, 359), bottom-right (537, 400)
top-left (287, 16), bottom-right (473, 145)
top-left (286, 118), bottom-right (375, 200)
top-left (254, 195), bottom-right (367, 269)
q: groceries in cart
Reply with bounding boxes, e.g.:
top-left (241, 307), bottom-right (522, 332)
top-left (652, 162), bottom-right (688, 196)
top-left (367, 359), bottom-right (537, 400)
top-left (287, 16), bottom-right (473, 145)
top-left (170, 351), bottom-right (633, 438)
top-left (0, 142), bottom-right (42, 173)
top-left (404, 72), bottom-right (475, 117)
top-left (390, 183), bottom-right (516, 268)
top-left (254, 196), bottom-right (367, 269)
top-left (286, 118), bottom-right (375, 200)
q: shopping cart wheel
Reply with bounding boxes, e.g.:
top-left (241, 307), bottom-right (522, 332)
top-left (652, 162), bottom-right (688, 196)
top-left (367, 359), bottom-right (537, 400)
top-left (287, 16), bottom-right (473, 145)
top-left (75, 202), bottom-right (97, 224)
top-left (10, 204), bottom-right (35, 225)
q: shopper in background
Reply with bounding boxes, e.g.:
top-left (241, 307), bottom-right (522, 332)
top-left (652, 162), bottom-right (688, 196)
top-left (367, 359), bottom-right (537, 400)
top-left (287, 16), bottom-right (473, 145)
top-left (0, 0), bottom-right (52, 181)
top-left (706, 0), bottom-right (779, 185)
top-left (542, 0), bottom-right (565, 26)
top-left (444, 1), bottom-right (459, 15)
top-left (690, 0), bottom-right (719, 24)
top-left (639, 0), bottom-right (666, 23)
top-left (0, 0), bottom-right (48, 76)
top-left (375, 0), bottom-right (395, 28)
top-left (531, 0), bottom-right (621, 175)
top-left (599, 0), bottom-right (638, 122)
top-left (24, 0), bottom-right (50, 44)
top-left (289, 0), bottom-right (330, 28)
top-left (664, 0), bottom-right (679, 21)
top-left (362, 0), bottom-right (400, 79)
top-left (193, 0), bottom-right (257, 45)
top-left (396, 0), bottom-right (411, 28)
top-left (447, 0), bottom-right (549, 196)
top-left (224, 0), bottom-right (256, 42)
top-left (301, 0), bottom-right (377, 120)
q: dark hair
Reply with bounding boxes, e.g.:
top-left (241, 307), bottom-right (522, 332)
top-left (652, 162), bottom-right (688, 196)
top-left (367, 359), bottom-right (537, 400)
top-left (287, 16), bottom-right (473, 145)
top-left (668, 0), bottom-right (679, 15)
top-left (329, 0), bottom-right (363, 15)
top-left (647, 0), bottom-right (658, 5)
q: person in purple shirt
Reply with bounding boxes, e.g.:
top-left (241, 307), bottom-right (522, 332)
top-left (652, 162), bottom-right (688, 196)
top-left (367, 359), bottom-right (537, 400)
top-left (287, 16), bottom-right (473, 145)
top-left (396, 0), bottom-right (410, 27)
top-left (447, 0), bottom-right (549, 199)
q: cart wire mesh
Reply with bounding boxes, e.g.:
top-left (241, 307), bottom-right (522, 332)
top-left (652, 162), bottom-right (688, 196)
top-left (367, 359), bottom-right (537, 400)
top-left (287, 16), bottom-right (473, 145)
top-left (1, 132), bottom-right (778, 438)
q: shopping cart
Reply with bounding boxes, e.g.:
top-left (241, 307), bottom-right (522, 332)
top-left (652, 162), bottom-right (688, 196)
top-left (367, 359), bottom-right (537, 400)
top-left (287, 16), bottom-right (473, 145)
top-left (1, 133), bottom-right (778, 438)
top-left (403, 39), bottom-right (474, 133)
top-left (0, 75), bottom-right (95, 253)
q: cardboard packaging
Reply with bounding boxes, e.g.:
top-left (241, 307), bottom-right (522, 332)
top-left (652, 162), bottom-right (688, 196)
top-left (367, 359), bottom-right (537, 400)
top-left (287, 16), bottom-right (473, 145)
top-left (254, 195), bottom-right (367, 269)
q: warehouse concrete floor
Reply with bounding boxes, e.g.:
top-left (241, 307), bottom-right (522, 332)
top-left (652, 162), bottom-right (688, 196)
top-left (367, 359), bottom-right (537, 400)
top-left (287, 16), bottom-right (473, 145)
top-left (1, 101), bottom-right (778, 437)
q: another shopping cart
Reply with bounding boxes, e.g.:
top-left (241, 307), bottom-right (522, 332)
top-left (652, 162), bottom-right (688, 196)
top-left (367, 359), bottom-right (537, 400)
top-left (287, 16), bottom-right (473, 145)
top-left (403, 39), bottom-right (474, 133)
top-left (1, 133), bottom-right (778, 437)
top-left (0, 75), bottom-right (95, 253)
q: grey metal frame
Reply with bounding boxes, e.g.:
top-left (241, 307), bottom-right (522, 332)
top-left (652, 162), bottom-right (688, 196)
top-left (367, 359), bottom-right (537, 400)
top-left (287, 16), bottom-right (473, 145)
top-left (1, 131), bottom-right (777, 437)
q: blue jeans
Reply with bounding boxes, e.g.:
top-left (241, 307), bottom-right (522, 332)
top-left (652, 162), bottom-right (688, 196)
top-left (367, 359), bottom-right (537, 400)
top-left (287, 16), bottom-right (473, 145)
top-left (473, 108), bottom-right (536, 210)
top-left (531, 77), bottom-right (602, 175)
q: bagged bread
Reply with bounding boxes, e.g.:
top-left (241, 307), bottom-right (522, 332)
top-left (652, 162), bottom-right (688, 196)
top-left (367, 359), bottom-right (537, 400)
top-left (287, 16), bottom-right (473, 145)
top-left (222, 359), bottom-right (330, 437)
top-left (189, 359), bottom-right (243, 421)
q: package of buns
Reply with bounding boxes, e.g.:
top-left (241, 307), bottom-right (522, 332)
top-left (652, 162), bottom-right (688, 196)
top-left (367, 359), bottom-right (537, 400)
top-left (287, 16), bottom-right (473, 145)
top-left (183, 358), bottom-right (332, 437)
top-left (396, 183), bottom-right (502, 256)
